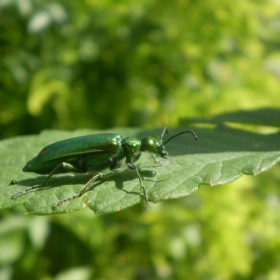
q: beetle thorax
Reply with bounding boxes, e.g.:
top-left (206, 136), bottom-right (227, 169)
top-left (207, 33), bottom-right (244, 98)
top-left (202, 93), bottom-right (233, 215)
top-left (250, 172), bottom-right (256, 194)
top-left (122, 137), bottom-right (142, 154)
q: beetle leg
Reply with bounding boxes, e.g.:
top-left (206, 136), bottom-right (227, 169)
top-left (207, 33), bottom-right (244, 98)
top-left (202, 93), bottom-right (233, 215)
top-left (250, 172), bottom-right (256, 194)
top-left (12, 163), bottom-right (63, 199)
top-left (12, 162), bottom-right (82, 199)
top-left (52, 169), bottom-right (114, 209)
top-left (152, 154), bottom-right (176, 166)
top-left (12, 183), bottom-right (42, 199)
top-left (127, 163), bottom-right (149, 208)
top-left (52, 173), bottom-right (100, 209)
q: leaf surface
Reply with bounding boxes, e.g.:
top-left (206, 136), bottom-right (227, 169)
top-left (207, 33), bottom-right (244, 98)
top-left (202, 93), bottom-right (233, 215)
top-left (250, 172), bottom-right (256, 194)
top-left (0, 126), bottom-right (279, 215)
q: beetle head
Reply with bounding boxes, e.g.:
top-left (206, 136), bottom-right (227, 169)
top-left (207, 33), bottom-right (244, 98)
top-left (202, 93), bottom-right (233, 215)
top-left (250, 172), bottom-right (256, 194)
top-left (140, 127), bottom-right (197, 158)
top-left (140, 136), bottom-right (168, 158)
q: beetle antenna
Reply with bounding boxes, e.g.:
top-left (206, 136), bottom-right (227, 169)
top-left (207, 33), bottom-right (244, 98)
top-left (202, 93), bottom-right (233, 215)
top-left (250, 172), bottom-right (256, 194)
top-left (160, 127), bottom-right (168, 141)
top-left (162, 129), bottom-right (198, 145)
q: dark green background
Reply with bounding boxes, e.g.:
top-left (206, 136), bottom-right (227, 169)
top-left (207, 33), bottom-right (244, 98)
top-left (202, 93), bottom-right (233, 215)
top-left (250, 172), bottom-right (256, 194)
top-left (1, 1), bottom-right (280, 279)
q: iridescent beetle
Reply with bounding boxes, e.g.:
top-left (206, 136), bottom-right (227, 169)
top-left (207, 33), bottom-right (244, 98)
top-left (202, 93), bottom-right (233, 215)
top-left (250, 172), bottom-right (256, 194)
top-left (12, 128), bottom-right (197, 208)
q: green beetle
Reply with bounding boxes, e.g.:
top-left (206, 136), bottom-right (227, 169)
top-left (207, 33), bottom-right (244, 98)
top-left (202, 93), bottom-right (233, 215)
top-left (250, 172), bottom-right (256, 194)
top-left (12, 128), bottom-right (197, 209)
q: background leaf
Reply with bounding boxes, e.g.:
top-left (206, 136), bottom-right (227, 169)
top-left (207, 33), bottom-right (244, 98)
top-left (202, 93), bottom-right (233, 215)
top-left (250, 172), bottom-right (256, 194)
top-left (182, 108), bottom-right (280, 127)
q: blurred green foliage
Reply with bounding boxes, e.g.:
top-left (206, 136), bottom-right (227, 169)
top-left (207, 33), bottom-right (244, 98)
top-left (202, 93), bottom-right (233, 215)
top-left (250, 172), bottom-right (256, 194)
top-left (1, 0), bottom-right (280, 279)
top-left (1, 0), bottom-right (280, 138)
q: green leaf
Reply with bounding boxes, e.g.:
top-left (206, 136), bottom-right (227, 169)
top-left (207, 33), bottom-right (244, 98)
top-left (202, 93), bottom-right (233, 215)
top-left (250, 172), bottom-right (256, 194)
top-left (0, 126), bottom-right (280, 215)
top-left (182, 108), bottom-right (280, 127)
